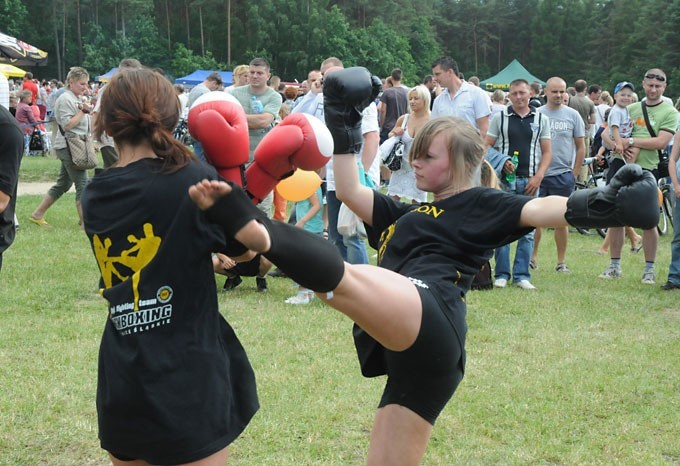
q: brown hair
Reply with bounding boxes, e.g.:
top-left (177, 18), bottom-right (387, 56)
top-left (410, 117), bottom-right (484, 188)
top-left (283, 86), bottom-right (298, 100)
top-left (95, 67), bottom-right (192, 170)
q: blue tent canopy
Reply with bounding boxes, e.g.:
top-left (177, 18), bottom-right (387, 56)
top-left (97, 67), bottom-right (118, 82)
top-left (175, 70), bottom-right (232, 88)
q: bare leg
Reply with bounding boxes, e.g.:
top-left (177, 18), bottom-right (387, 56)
top-left (109, 446), bottom-right (228, 466)
top-left (366, 405), bottom-right (433, 466)
top-left (555, 226), bottom-right (568, 264)
top-left (531, 227), bottom-right (542, 263)
top-left (626, 226), bottom-right (642, 251)
top-left (597, 230), bottom-right (610, 254)
top-left (609, 226), bottom-right (625, 259)
top-left (642, 227), bottom-right (658, 262)
top-left (31, 194), bottom-right (55, 220)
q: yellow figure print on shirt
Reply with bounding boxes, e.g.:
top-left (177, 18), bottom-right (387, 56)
top-left (93, 223), bottom-right (162, 310)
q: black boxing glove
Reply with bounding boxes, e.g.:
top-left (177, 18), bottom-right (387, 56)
top-left (565, 164), bottom-right (659, 229)
top-left (323, 67), bottom-right (381, 154)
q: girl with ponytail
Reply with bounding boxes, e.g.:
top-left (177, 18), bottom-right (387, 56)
top-left (82, 66), bottom-right (259, 465)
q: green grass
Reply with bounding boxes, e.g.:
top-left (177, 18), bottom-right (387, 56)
top-left (2, 161), bottom-right (679, 464)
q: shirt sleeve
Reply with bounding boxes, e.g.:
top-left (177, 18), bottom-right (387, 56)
top-left (473, 89), bottom-right (491, 118)
top-left (539, 114), bottom-right (551, 139)
top-left (573, 112), bottom-right (586, 138)
top-left (361, 103), bottom-right (379, 134)
top-left (263, 91), bottom-right (282, 117)
top-left (486, 112), bottom-right (502, 139)
top-left (364, 190), bottom-right (414, 250)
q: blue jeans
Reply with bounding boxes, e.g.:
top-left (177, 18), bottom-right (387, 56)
top-left (192, 141), bottom-right (207, 163)
top-left (667, 191), bottom-right (680, 284)
top-left (494, 177), bottom-right (536, 283)
top-left (326, 190), bottom-right (369, 264)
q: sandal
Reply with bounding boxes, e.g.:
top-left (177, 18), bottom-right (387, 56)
top-left (29, 216), bottom-right (50, 227)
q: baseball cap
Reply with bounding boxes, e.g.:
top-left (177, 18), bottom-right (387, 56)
top-left (614, 81), bottom-right (635, 94)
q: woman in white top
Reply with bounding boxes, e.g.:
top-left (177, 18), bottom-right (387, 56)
top-left (386, 85), bottom-right (431, 203)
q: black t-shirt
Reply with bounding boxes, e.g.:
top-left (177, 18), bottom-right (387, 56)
top-left (81, 159), bottom-right (258, 463)
top-left (506, 106), bottom-right (538, 176)
top-left (366, 188), bottom-right (533, 302)
top-left (0, 106), bottom-right (23, 255)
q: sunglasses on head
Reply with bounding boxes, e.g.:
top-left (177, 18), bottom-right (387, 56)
top-left (645, 73), bottom-right (666, 82)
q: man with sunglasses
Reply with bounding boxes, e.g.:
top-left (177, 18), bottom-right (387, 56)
top-left (599, 69), bottom-right (678, 284)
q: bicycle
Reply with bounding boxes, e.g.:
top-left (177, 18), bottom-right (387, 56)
top-left (574, 156), bottom-right (607, 238)
top-left (657, 177), bottom-right (674, 235)
top-left (172, 117), bottom-right (193, 146)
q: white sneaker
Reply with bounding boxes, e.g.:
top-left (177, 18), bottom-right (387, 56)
top-left (493, 278), bottom-right (508, 288)
top-left (285, 293), bottom-right (311, 305)
top-left (641, 270), bottom-right (656, 284)
top-left (515, 280), bottom-right (536, 290)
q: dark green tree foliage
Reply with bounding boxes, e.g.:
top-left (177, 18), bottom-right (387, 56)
top-left (5, 0), bottom-right (678, 97)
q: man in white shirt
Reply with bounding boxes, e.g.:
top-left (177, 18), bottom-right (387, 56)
top-left (430, 56), bottom-right (491, 139)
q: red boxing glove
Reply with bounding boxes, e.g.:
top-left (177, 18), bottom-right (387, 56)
top-left (188, 92), bottom-right (249, 185)
top-left (245, 113), bottom-right (333, 203)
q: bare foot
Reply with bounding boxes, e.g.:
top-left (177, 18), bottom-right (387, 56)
top-left (188, 179), bottom-right (233, 210)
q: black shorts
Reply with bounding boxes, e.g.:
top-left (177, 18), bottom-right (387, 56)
top-left (378, 285), bottom-right (466, 425)
top-left (232, 254), bottom-right (261, 277)
top-left (539, 172), bottom-right (575, 197)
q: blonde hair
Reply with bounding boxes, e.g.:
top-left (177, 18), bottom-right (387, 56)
top-left (410, 117), bottom-right (485, 188)
top-left (480, 160), bottom-right (500, 189)
top-left (600, 91), bottom-right (613, 106)
top-left (66, 67), bottom-right (89, 88)
top-left (232, 64), bottom-right (249, 79)
top-left (408, 85), bottom-right (431, 112)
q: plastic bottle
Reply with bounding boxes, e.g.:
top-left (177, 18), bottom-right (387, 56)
top-left (506, 151), bottom-right (519, 183)
top-left (251, 96), bottom-right (264, 114)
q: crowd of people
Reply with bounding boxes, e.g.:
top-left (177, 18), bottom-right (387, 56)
top-left (0, 56), bottom-right (677, 465)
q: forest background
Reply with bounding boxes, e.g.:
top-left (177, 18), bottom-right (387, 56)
top-left (2, 0), bottom-right (679, 96)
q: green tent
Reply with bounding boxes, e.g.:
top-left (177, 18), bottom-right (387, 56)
top-left (480, 59), bottom-right (545, 91)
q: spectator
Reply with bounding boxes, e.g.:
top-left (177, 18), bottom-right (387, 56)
top-left (600, 68), bottom-right (678, 284)
top-left (30, 67), bottom-right (93, 228)
top-left (568, 79), bottom-right (596, 161)
top-left (662, 129), bottom-right (680, 290)
top-left (490, 89), bottom-right (506, 116)
top-left (532, 77), bottom-right (586, 273)
top-left (386, 85), bottom-right (430, 204)
top-left (379, 68), bottom-right (409, 143)
top-left (0, 104), bottom-right (23, 274)
top-left (529, 81), bottom-right (544, 108)
top-left (187, 72), bottom-right (223, 162)
top-left (485, 78), bottom-right (551, 289)
top-left (225, 64), bottom-right (249, 94)
top-left (21, 72), bottom-right (38, 104)
top-left (431, 56), bottom-right (491, 139)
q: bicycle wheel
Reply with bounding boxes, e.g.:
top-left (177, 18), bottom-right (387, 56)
top-left (664, 192), bottom-right (674, 230)
top-left (658, 205), bottom-right (668, 235)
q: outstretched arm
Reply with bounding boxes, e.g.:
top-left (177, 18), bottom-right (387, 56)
top-left (519, 196), bottom-right (568, 228)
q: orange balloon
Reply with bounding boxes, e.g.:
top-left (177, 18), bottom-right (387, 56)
top-left (276, 169), bottom-right (322, 202)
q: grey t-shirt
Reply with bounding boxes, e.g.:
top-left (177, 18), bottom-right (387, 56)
top-left (538, 105), bottom-right (585, 176)
top-left (55, 89), bottom-right (90, 150)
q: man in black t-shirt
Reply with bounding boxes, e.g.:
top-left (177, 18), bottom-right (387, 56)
top-left (379, 69), bottom-right (409, 143)
top-left (0, 105), bottom-right (23, 273)
top-left (485, 79), bottom-right (552, 290)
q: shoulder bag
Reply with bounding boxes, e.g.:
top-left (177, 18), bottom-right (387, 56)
top-left (380, 114), bottom-right (409, 172)
top-left (58, 114), bottom-right (98, 170)
top-left (640, 102), bottom-right (669, 178)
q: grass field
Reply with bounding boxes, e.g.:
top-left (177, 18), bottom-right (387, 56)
top-left (1, 157), bottom-right (679, 465)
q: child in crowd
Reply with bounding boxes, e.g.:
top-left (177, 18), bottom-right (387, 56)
top-left (286, 182), bottom-right (324, 304)
top-left (608, 81), bottom-right (635, 156)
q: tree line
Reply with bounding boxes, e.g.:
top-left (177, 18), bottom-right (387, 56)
top-left (2, 0), bottom-right (679, 97)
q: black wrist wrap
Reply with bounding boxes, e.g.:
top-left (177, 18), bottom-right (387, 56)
top-left (263, 220), bottom-right (345, 293)
top-left (205, 182), bottom-right (268, 238)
